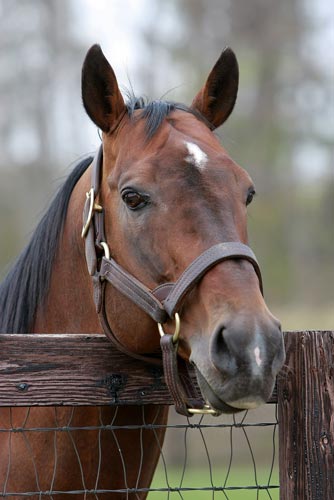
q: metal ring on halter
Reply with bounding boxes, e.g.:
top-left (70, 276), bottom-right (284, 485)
top-left (158, 313), bottom-right (181, 344)
top-left (100, 242), bottom-right (110, 260)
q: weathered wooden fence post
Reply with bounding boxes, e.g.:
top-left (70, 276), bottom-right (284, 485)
top-left (278, 331), bottom-right (334, 499)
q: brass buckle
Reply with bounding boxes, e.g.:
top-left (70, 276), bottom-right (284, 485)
top-left (81, 188), bottom-right (103, 238)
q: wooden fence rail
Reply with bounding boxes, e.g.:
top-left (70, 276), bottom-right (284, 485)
top-left (0, 330), bottom-right (333, 499)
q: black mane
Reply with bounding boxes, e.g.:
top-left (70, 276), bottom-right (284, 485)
top-left (125, 93), bottom-right (207, 139)
top-left (0, 156), bottom-right (92, 333)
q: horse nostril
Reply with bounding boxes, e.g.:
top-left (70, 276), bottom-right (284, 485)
top-left (210, 317), bottom-right (284, 380)
top-left (210, 325), bottom-right (238, 377)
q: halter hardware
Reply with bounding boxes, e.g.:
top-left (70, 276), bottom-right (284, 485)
top-left (81, 188), bottom-right (103, 238)
top-left (82, 145), bottom-right (264, 417)
top-left (188, 405), bottom-right (220, 416)
top-left (158, 313), bottom-right (181, 344)
top-left (100, 241), bottom-right (110, 260)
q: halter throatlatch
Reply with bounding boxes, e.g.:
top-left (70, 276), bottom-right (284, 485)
top-left (82, 146), bottom-right (263, 416)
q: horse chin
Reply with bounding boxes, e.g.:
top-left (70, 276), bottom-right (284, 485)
top-left (194, 368), bottom-right (244, 415)
top-left (194, 367), bottom-right (268, 414)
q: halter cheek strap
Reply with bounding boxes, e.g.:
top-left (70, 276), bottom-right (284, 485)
top-left (82, 146), bottom-right (263, 416)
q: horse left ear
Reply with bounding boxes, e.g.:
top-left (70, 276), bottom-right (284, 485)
top-left (82, 44), bottom-right (126, 133)
top-left (191, 47), bottom-right (239, 130)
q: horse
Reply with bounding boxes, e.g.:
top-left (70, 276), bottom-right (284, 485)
top-left (0, 44), bottom-right (285, 498)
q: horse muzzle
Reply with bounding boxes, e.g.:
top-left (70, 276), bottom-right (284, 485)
top-left (190, 315), bottom-right (285, 413)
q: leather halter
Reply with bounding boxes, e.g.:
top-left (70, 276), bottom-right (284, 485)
top-left (82, 145), bottom-right (263, 416)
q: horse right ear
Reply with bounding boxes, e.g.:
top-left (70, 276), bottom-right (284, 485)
top-left (82, 44), bottom-right (126, 133)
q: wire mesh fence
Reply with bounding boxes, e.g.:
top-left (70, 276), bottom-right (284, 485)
top-left (0, 331), bottom-right (333, 499)
top-left (0, 404), bottom-right (279, 499)
top-left (150, 405), bottom-right (279, 499)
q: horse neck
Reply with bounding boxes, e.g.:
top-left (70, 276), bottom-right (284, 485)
top-left (33, 166), bottom-right (100, 334)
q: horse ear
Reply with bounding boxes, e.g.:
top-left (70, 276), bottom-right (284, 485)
top-left (82, 44), bottom-right (126, 133)
top-left (191, 47), bottom-right (239, 130)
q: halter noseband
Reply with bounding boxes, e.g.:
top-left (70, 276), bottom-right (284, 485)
top-left (82, 146), bottom-right (263, 416)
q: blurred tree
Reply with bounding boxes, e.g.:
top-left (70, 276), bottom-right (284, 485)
top-left (0, 0), bottom-right (88, 168)
top-left (0, 0), bottom-right (88, 272)
top-left (138, 0), bottom-right (334, 309)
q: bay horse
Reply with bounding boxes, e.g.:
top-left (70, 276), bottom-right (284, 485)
top-left (0, 45), bottom-right (284, 498)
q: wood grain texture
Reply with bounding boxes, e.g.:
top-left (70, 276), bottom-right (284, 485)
top-left (0, 333), bottom-right (278, 406)
top-left (278, 331), bottom-right (334, 500)
top-left (0, 334), bottom-right (168, 406)
top-left (1, 331), bottom-right (333, 497)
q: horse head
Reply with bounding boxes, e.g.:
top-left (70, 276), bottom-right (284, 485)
top-left (81, 44), bottom-right (285, 414)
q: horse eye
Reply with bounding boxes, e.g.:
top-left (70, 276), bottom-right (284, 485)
top-left (122, 190), bottom-right (149, 210)
top-left (246, 189), bottom-right (256, 206)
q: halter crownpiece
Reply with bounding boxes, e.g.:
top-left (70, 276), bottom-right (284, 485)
top-left (82, 146), bottom-right (264, 416)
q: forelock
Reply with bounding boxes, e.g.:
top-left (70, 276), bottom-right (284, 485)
top-left (124, 92), bottom-right (208, 140)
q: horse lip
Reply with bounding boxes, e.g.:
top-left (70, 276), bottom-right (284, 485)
top-left (194, 366), bottom-right (244, 414)
top-left (194, 363), bottom-right (275, 413)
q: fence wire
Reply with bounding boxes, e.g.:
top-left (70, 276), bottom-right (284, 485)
top-left (0, 404), bottom-right (279, 499)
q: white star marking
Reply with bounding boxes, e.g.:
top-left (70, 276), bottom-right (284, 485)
top-left (185, 141), bottom-right (208, 170)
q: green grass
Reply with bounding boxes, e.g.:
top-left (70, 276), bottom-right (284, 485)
top-left (149, 465), bottom-right (279, 499)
